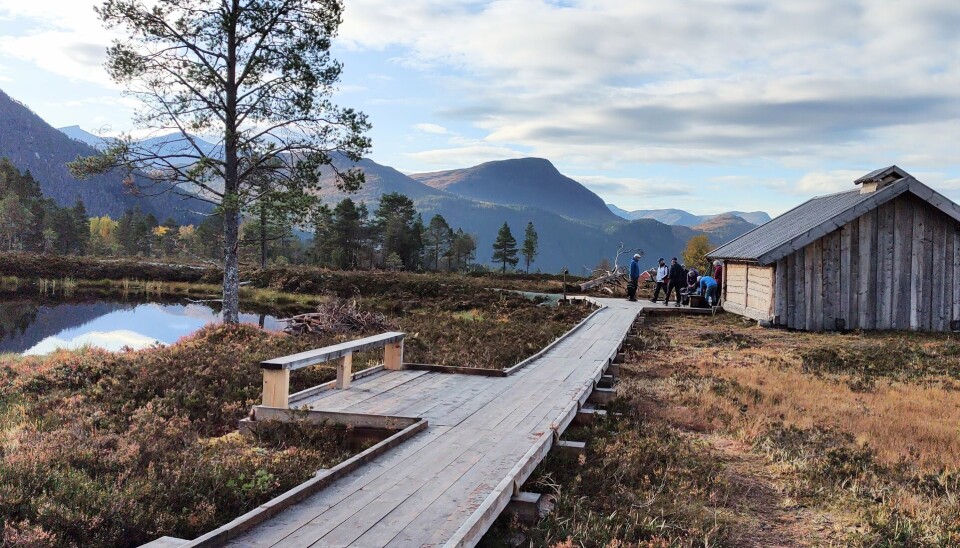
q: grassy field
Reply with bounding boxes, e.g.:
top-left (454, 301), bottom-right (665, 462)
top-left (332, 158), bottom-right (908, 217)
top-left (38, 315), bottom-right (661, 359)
top-left (485, 313), bottom-right (960, 547)
top-left (0, 272), bottom-right (589, 546)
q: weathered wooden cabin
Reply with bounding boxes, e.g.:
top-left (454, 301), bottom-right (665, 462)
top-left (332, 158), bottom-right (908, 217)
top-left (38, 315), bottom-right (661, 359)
top-left (707, 166), bottom-right (960, 331)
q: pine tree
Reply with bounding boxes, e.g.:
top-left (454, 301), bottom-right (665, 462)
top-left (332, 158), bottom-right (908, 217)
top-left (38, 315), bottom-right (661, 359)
top-left (71, 0), bottom-right (370, 323)
top-left (521, 222), bottom-right (538, 273)
top-left (492, 222), bottom-right (519, 273)
top-left (72, 200), bottom-right (90, 255)
top-left (425, 214), bottom-right (452, 271)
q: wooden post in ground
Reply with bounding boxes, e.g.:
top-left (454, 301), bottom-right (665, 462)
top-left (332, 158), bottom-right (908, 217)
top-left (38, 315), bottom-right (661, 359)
top-left (336, 351), bottom-right (353, 389)
top-left (262, 369), bottom-right (290, 409)
top-left (384, 340), bottom-right (404, 370)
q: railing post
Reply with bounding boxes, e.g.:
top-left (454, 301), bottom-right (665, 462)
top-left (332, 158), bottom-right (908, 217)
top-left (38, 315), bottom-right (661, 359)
top-left (384, 339), bottom-right (404, 370)
top-left (337, 351), bottom-right (353, 389)
top-left (262, 369), bottom-right (290, 409)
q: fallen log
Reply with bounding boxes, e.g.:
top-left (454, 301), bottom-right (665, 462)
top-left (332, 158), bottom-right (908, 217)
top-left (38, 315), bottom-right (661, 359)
top-left (579, 271), bottom-right (624, 291)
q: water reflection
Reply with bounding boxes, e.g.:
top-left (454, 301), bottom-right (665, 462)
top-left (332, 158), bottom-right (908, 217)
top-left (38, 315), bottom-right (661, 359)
top-left (0, 300), bottom-right (284, 355)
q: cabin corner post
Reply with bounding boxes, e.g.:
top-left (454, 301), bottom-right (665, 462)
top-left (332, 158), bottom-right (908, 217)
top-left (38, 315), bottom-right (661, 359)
top-left (336, 351), bottom-right (354, 389)
top-left (262, 368), bottom-right (290, 409)
top-left (384, 339), bottom-right (404, 370)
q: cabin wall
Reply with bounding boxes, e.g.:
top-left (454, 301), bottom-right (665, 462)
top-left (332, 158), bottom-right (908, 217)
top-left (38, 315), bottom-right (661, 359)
top-left (774, 194), bottom-right (960, 331)
top-left (723, 261), bottom-right (774, 322)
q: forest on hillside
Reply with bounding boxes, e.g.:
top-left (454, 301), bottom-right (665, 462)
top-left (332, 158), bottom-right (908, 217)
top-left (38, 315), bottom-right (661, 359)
top-left (0, 158), bottom-right (548, 274)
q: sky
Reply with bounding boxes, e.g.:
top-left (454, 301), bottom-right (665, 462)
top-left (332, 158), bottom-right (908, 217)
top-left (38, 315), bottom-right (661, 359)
top-left (0, 1), bottom-right (958, 216)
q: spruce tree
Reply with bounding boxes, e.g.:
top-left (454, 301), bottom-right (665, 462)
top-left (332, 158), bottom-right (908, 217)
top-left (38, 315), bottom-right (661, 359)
top-left (492, 222), bottom-right (519, 273)
top-left (521, 222), bottom-right (538, 273)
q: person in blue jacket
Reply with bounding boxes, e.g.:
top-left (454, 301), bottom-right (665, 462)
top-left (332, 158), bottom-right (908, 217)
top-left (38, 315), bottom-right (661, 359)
top-left (627, 253), bottom-right (641, 301)
top-left (698, 275), bottom-right (719, 305)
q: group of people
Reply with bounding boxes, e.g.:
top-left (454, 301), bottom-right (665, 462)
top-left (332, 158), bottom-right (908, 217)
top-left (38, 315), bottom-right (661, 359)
top-left (627, 254), bottom-right (723, 307)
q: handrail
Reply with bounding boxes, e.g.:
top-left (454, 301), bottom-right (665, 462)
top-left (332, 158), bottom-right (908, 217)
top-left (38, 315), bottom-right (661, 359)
top-left (260, 331), bottom-right (405, 409)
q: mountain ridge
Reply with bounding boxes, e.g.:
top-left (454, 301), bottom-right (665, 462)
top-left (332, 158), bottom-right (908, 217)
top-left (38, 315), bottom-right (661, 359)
top-left (0, 89), bottom-right (207, 223)
top-left (411, 158), bottom-right (620, 226)
top-left (607, 205), bottom-right (771, 227)
top-left (44, 118), bottom-right (763, 271)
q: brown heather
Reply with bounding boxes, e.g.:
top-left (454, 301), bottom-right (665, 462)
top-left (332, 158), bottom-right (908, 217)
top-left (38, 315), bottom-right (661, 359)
top-left (0, 278), bottom-right (587, 547)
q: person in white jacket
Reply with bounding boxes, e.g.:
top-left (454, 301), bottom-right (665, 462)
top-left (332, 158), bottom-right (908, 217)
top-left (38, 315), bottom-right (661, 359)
top-left (650, 258), bottom-right (669, 303)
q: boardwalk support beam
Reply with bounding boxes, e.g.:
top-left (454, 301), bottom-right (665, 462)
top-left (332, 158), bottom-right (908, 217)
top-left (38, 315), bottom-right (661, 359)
top-left (598, 374), bottom-right (616, 389)
top-left (508, 492), bottom-right (555, 523)
top-left (555, 440), bottom-right (586, 458)
top-left (573, 407), bottom-right (607, 426)
top-left (588, 387), bottom-right (616, 405)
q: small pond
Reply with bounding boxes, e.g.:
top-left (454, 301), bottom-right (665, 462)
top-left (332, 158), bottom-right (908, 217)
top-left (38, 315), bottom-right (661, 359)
top-left (0, 298), bottom-right (286, 355)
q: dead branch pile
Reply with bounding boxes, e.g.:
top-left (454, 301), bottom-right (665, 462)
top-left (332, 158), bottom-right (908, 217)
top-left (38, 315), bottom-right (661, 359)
top-left (280, 298), bottom-right (390, 334)
top-left (579, 243), bottom-right (643, 294)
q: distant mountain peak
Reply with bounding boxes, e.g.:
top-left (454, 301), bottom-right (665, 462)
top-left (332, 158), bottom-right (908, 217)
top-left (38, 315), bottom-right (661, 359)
top-left (411, 157), bottom-right (619, 226)
top-left (606, 205), bottom-right (771, 227)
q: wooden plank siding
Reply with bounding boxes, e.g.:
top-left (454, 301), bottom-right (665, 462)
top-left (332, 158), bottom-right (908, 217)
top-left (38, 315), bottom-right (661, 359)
top-left (775, 258), bottom-right (787, 325)
top-left (762, 193), bottom-right (959, 332)
top-left (785, 253), bottom-right (797, 328)
top-left (724, 261), bottom-right (775, 323)
top-left (795, 247), bottom-right (806, 328)
top-left (893, 198), bottom-right (913, 330)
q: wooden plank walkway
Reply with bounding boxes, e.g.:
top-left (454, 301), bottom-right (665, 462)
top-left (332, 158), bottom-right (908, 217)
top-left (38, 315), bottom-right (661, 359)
top-left (222, 298), bottom-right (675, 547)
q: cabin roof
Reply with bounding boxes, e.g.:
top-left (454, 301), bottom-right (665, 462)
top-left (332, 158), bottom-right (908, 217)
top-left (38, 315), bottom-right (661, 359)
top-left (708, 168), bottom-right (960, 265)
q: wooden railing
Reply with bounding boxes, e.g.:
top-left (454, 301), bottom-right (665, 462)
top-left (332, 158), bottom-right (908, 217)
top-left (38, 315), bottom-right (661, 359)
top-left (260, 331), bottom-right (405, 408)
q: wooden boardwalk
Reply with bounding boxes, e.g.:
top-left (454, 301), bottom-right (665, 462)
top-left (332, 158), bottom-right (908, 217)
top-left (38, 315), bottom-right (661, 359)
top-left (216, 298), bottom-right (675, 547)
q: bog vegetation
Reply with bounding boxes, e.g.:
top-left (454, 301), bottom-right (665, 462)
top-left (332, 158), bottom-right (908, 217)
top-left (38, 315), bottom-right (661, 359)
top-left (0, 272), bottom-right (586, 546)
top-left (487, 314), bottom-right (960, 547)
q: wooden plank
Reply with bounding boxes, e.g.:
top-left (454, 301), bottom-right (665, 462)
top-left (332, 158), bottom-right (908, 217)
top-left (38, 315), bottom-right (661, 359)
top-left (859, 210), bottom-right (878, 329)
top-left (795, 247), bottom-right (806, 329)
top-left (785, 254), bottom-right (796, 329)
top-left (877, 202), bottom-right (896, 329)
top-left (301, 370), bottom-right (433, 412)
top-left (384, 340), bottom-right (404, 371)
top-left (810, 239), bottom-right (824, 331)
top-left (336, 352), bottom-right (353, 390)
top-left (932, 214), bottom-right (948, 331)
top-left (775, 259), bottom-right (787, 325)
top-left (253, 407), bottom-right (420, 430)
top-left (839, 224), bottom-right (851, 327)
top-left (262, 332), bottom-right (405, 370)
top-left (954, 227), bottom-right (960, 326)
top-left (273, 426), bottom-right (486, 546)
top-left (803, 244), bottom-right (814, 330)
top-left (361, 432), bottom-right (537, 546)
top-left (920, 205), bottom-right (934, 330)
top-left (893, 197), bottom-right (914, 330)
top-left (262, 369), bottom-right (290, 409)
top-left (849, 219), bottom-right (860, 328)
top-left (317, 431), bottom-right (501, 546)
top-left (822, 231), bottom-right (838, 330)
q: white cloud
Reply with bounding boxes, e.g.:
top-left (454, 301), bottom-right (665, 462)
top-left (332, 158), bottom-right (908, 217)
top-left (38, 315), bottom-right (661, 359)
top-left (24, 330), bottom-right (162, 355)
top-left (574, 174), bottom-right (691, 199)
top-left (413, 123), bottom-right (450, 135)
top-left (795, 170), bottom-right (864, 195)
top-left (340, 0), bottom-right (960, 170)
top-left (405, 144), bottom-right (524, 167)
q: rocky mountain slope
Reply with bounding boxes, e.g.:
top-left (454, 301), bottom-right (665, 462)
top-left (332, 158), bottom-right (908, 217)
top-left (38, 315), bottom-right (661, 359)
top-left (0, 90), bottom-right (206, 223)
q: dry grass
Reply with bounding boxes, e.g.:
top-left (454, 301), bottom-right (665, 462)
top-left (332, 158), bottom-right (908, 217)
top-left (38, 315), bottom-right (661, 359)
top-left (653, 315), bottom-right (960, 472)
top-left (486, 313), bottom-right (960, 547)
top-left (635, 314), bottom-right (960, 545)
